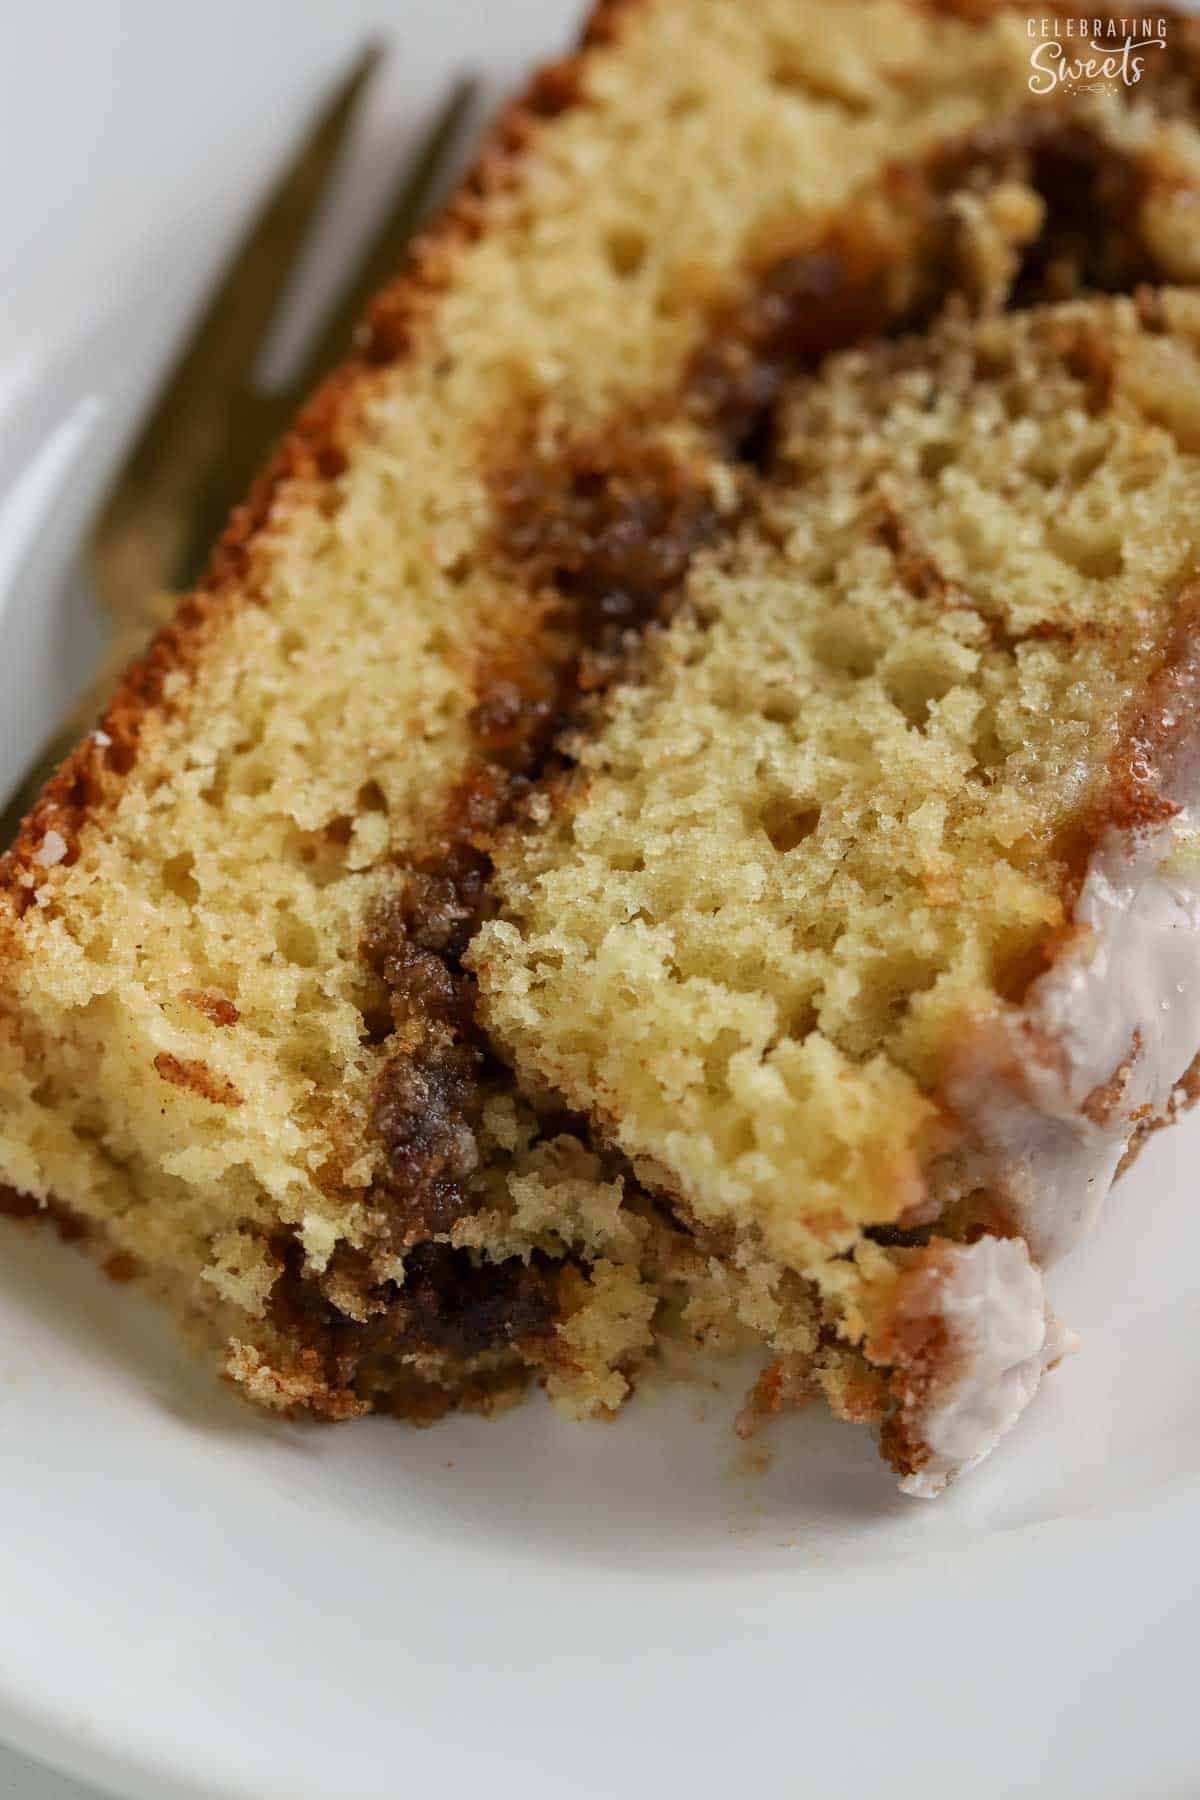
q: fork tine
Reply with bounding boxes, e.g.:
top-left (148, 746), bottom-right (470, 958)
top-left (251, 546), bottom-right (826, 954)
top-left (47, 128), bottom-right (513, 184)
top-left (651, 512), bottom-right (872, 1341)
top-left (89, 42), bottom-right (384, 615)
top-left (284, 76), bottom-right (479, 406)
top-left (167, 74), bottom-right (480, 585)
top-left (157, 40), bottom-right (387, 404)
top-left (9, 55), bottom-right (477, 851)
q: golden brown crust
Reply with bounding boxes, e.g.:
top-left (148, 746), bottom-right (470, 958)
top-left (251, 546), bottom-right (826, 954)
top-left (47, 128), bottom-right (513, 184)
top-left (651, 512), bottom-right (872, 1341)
top-left (1094, 580), bottom-right (1200, 836)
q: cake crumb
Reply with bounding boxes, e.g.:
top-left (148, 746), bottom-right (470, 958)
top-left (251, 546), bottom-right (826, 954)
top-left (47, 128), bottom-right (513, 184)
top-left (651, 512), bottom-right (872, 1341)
top-left (32, 830), bottom-right (67, 869)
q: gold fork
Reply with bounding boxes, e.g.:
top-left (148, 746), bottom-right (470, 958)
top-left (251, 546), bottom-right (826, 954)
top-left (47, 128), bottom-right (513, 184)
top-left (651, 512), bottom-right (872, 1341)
top-left (0, 51), bottom-right (477, 844)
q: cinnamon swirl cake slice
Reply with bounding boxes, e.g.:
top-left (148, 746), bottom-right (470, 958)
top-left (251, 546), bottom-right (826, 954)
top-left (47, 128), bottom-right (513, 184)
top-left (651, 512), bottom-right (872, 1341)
top-left (3, 0), bottom-right (1200, 1492)
top-left (476, 284), bottom-right (1200, 1490)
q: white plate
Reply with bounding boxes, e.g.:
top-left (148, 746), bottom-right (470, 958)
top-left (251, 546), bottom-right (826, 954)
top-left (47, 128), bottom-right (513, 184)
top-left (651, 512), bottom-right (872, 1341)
top-left (3, 5), bottom-right (1200, 1797)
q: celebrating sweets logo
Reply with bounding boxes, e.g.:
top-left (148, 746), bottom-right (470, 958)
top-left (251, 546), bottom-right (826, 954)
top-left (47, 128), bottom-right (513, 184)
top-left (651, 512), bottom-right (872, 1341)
top-left (1027, 15), bottom-right (1168, 92)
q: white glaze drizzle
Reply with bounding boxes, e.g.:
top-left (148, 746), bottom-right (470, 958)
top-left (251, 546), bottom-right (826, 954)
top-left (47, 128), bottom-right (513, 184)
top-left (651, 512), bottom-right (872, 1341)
top-left (948, 804), bottom-right (1200, 1265)
top-left (897, 1236), bottom-right (1076, 1498)
top-left (906, 737), bottom-right (1200, 1490)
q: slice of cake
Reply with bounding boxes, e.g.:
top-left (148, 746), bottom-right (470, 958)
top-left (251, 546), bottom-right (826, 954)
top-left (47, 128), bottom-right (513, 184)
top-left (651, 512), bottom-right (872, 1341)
top-left (475, 283), bottom-right (1200, 1489)
top-left (3, 0), bottom-right (1200, 1492)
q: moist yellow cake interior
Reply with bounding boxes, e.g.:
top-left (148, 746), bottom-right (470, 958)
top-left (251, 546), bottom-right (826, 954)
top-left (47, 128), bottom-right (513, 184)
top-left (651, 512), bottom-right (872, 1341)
top-left (475, 290), bottom-right (1200, 1277)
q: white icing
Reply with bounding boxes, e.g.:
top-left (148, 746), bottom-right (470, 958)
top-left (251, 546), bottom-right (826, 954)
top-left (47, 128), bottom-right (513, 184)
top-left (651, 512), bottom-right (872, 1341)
top-left (898, 1236), bottom-right (1077, 1499)
top-left (910, 750), bottom-right (1200, 1491)
top-left (948, 804), bottom-right (1200, 1265)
